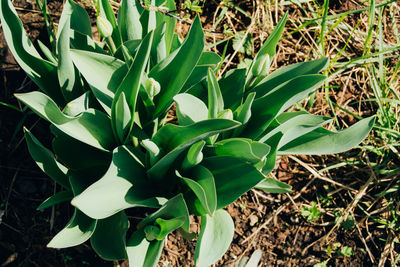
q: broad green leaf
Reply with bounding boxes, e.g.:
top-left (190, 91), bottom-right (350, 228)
top-left (174, 93), bottom-right (208, 125)
top-left (0, 0), bottom-right (64, 105)
top-left (37, 40), bottom-right (57, 64)
top-left (90, 211), bottom-right (129, 260)
top-left (207, 68), bottom-right (224, 119)
top-left (242, 74), bottom-right (326, 139)
top-left (259, 112), bottom-right (332, 147)
top-left (139, 0), bottom-right (156, 36)
top-left (152, 217), bottom-right (185, 240)
top-left (194, 209), bottom-right (234, 267)
top-left (201, 156), bottom-right (265, 209)
top-left (24, 128), bottom-right (70, 188)
top-left (179, 165), bottom-right (217, 215)
top-left (47, 175), bottom-right (97, 249)
top-left (138, 194), bottom-right (190, 232)
top-left (219, 68), bottom-right (246, 110)
top-left (147, 119), bottom-right (241, 179)
top-left (214, 138), bottom-right (270, 164)
top-left (97, 0), bottom-right (122, 49)
top-left (118, 0), bottom-right (142, 41)
top-left (70, 49), bottom-right (127, 115)
top-left (57, 4), bottom-right (84, 101)
top-left (57, 0), bottom-right (91, 38)
top-left (127, 229), bottom-right (164, 267)
top-left (150, 22), bottom-right (167, 66)
top-left (51, 127), bottom-right (111, 171)
top-left (255, 178), bottom-right (292, 193)
top-left (62, 91), bottom-right (90, 116)
top-left (37, 190), bottom-right (73, 211)
top-left (232, 92), bottom-right (256, 137)
top-left (114, 39), bottom-right (141, 60)
top-left (113, 92), bottom-right (131, 142)
top-left (250, 57), bottom-right (329, 98)
top-left (182, 140), bottom-right (205, 170)
top-left (150, 16), bottom-right (204, 118)
top-left (279, 116), bottom-right (375, 155)
top-left (72, 146), bottom-right (163, 219)
top-left (154, 0), bottom-right (176, 54)
top-left (16, 91), bottom-right (116, 151)
top-left (246, 12), bottom-right (288, 87)
top-left (182, 51), bottom-right (221, 92)
top-left (70, 29), bottom-right (107, 54)
top-left (112, 31), bottom-right (153, 141)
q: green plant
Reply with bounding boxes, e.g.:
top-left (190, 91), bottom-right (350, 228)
top-left (0, 0), bottom-right (375, 265)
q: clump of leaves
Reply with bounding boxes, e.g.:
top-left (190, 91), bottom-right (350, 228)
top-left (0, 0), bottom-right (374, 265)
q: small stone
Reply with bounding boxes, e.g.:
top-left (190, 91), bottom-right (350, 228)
top-left (249, 214), bottom-right (258, 226)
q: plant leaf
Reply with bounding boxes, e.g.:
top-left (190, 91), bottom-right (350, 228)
top-left (127, 229), bottom-right (164, 267)
top-left (214, 138), bottom-right (270, 164)
top-left (174, 93), bottom-right (208, 125)
top-left (207, 68), bottom-right (224, 119)
top-left (118, 0), bottom-right (142, 42)
top-left (194, 209), bottom-right (234, 267)
top-left (24, 128), bottom-right (70, 188)
top-left (150, 16), bottom-right (204, 118)
top-left (242, 74), bottom-right (326, 139)
top-left (72, 146), bottom-right (163, 219)
top-left (37, 190), bottom-right (73, 211)
top-left (279, 116), bottom-right (375, 155)
top-left (70, 49), bottom-right (127, 115)
top-left (90, 211), bottom-right (129, 260)
top-left (182, 140), bottom-right (205, 170)
top-left (219, 68), bottom-right (246, 110)
top-left (201, 156), bottom-right (265, 209)
top-left (16, 91), bottom-right (116, 151)
top-left (0, 0), bottom-right (64, 105)
top-left (255, 178), bottom-right (292, 193)
top-left (97, 0), bottom-right (122, 49)
top-left (148, 119), bottom-right (241, 179)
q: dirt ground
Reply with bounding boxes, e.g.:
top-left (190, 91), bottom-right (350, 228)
top-left (1, 0), bottom-right (398, 266)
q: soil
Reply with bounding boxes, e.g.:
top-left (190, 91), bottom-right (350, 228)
top-left (0, 0), bottom-right (397, 266)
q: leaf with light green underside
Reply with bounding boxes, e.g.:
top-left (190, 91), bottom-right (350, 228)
top-left (24, 128), bottom-right (70, 188)
top-left (57, 3), bottom-right (83, 102)
top-left (97, 0), bottom-right (122, 49)
top-left (70, 49), bottom-right (127, 115)
top-left (154, 0), bottom-right (176, 54)
top-left (72, 146), bottom-right (163, 219)
top-left (90, 211), bottom-right (129, 260)
top-left (201, 156), bottom-right (265, 209)
top-left (179, 165), bottom-right (217, 216)
top-left (246, 12), bottom-right (287, 87)
top-left (113, 92), bottom-right (131, 142)
top-left (153, 217), bottom-right (186, 240)
top-left (279, 116), bottom-right (375, 155)
top-left (37, 40), bottom-right (57, 64)
top-left (118, 0), bottom-right (142, 42)
top-left (47, 174), bottom-right (97, 249)
top-left (219, 68), bottom-right (246, 110)
top-left (242, 74), bottom-right (326, 139)
top-left (147, 119), bottom-right (241, 179)
top-left (37, 190), bottom-right (73, 211)
top-left (194, 209), bottom-right (234, 267)
top-left (207, 68), bottom-right (224, 119)
top-left (112, 31), bottom-right (153, 142)
top-left (138, 194), bottom-right (190, 232)
top-left (214, 138), bottom-right (270, 164)
top-left (182, 51), bottom-right (221, 92)
top-left (70, 30), bottom-right (107, 54)
top-left (250, 57), bottom-right (329, 98)
top-left (232, 92), bottom-right (256, 137)
top-left (255, 178), bottom-right (292, 193)
top-left (62, 91), bottom-right (90, 116)
top-left (16, 91), bottom-right (115, 151)
top-left (182, 140), bottom-right (205, 170)
top-left (57, 0), bottom-right (91, 38)
top-left (174, 93), bottom-right (208, 125)
top-left (149, 22), bottom-right (166, 65)
top-left (259, 112), bottom-right (332, 147)
top-left (127, 229), bottom-right (164, 267)
top-left (51, 127), bottom-right (111, 171)
top-left (0, 0), bottom-right (64, 105)
top-left (150, 16), bottom-right (204, 118)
